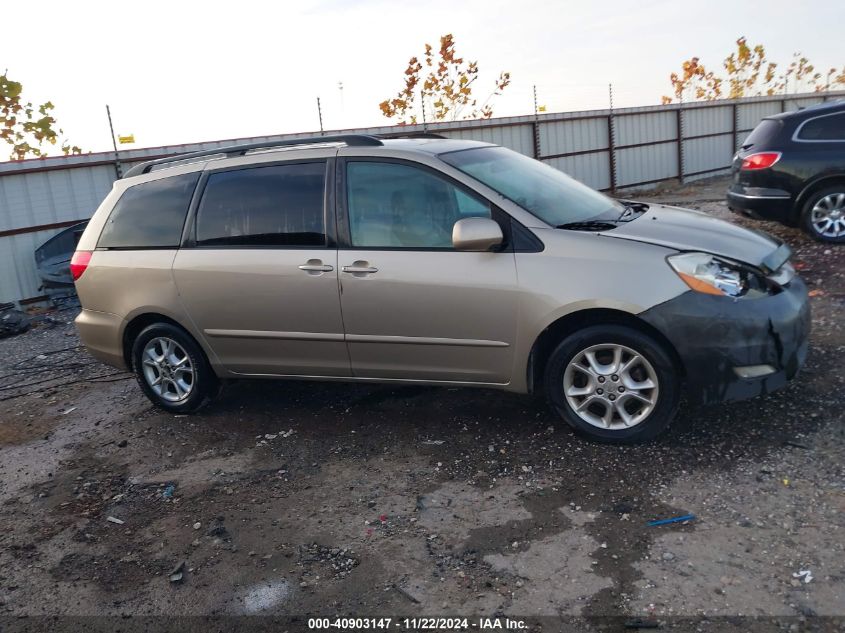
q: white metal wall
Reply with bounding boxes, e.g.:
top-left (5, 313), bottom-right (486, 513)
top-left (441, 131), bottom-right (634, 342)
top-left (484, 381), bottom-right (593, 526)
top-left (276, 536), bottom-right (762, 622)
top-left (0, 91), bottom-right (841, 304)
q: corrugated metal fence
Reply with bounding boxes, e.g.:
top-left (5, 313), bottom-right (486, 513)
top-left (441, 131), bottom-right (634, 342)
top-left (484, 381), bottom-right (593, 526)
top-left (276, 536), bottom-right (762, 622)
top-left (1, 90), bottom-right (842, 304)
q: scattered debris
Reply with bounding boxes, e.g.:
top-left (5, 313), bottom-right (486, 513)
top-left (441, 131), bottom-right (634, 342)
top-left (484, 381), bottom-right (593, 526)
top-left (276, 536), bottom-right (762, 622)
top-left (106, 516), bottom-right (124, 525)
top-left (60, 406), bottom-right (77, 415)
top-left (169, 560), bottom-right (186, 583)
top-left (193, 521), bottom-right (201, 530)
top-left (784, 441), bottom-right (810, 450)
top-left (117, 439), bottom-right (128, 448)
top-left (648, 514), bottom-right (695, 527)
top-left (393, 584), bottom-right (421, 604)
top-left (793, 570), bottom-right (814, 584)
top-left (422, 440), bottom-right (445, 445)
top-left (162, 484), bottom-right (176, 499)
top-left (0, 303), bottom-right (31, 339)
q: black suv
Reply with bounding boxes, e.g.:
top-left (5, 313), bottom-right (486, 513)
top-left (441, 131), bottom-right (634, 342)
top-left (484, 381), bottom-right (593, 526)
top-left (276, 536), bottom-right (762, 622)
top-left (727, 100), bottom-right (845, 243)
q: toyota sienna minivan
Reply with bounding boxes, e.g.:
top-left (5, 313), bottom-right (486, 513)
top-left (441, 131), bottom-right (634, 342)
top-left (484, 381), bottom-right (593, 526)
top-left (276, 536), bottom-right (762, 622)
top-left (72, 134), bottom-right (810, 443)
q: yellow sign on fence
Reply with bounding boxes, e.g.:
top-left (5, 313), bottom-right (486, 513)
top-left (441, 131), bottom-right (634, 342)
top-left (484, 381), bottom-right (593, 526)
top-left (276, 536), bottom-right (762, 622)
top-left (118, 134), bottom-right (135, 144)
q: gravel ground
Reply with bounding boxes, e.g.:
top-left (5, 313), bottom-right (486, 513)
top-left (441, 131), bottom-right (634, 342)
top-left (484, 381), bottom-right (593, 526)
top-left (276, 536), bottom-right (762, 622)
top-left (0, 176), bottom-right (842, 629)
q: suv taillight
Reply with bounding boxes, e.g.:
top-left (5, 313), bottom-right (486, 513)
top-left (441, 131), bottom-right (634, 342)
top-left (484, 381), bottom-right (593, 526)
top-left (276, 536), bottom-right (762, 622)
top-left (70, 251), bottom-right (92, 281)
top-left (741, 152), bottom-right (782, 170)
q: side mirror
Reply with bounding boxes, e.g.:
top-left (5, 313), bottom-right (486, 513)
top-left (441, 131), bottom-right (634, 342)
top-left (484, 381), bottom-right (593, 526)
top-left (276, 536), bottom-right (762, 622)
top-left (452, 217), bottom-right (504, 252)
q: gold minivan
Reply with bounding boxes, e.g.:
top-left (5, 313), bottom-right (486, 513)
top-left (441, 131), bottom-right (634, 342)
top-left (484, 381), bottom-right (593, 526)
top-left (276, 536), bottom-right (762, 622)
top-left (72, 135), bottom-right (810, 442)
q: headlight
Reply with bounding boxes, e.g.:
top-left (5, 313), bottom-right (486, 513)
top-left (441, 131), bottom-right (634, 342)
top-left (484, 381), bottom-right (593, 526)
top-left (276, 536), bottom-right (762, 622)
top-left (667, 252), bottom-right (772, 298)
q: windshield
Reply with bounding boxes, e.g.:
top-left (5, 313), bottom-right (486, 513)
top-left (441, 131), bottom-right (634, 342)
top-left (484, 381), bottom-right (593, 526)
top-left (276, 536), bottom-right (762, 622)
top-left (440, 146), bottom-right (623, 226)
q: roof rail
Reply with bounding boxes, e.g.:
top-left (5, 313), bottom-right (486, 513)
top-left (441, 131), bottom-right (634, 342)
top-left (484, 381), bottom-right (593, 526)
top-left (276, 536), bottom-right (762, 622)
top-left (122, 134), bottom-right (383, 178)
top-left (378, 132), bottom-right (446, 139)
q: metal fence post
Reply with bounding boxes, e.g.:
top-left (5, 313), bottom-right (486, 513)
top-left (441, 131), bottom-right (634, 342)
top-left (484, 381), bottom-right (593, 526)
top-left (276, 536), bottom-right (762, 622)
top-left (732, 102), bottom-right (738, 152)
top-left (676, 106), bottom-right (684, 184)
top-left (532, 85), bottom-right (541, 159)
top-left (607, 83), bottom-right (617, 193)
top-left (607, 114), bottom-right (617, 193)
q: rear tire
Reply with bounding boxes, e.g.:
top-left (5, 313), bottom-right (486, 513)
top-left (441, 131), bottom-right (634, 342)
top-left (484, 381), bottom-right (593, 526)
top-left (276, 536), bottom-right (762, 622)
top-left (131, 323), bottom-right (218, 413)
top-left (801, 186), bottom-right (845, 243)
top-left (544, 325), bottom-right (680, 443)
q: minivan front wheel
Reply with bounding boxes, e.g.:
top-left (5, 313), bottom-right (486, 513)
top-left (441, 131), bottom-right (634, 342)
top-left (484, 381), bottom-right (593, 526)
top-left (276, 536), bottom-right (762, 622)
top-left (544, 325), bottom-right (680, 443)
top-left (131, 323), bottom-right (218, 413)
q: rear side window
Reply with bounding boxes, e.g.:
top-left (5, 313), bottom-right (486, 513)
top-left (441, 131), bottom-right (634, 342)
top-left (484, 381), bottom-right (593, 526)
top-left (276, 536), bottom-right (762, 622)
top-left (195, 162), bottom-right (326, 247)
top-left (741, 119), bottom-right (782, 148)
top-left (98, 172), bottom-right (200, 248)
top-left (796, 113), bottom-right (845, 141)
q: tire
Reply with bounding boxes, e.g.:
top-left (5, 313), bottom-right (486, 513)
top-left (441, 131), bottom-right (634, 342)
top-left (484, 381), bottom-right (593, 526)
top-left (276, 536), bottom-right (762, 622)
top-left (801, 186), bottom-right (845, 243)
top-left (131, 322), bottom-right (219, 413)
top-left (544, 325), bottom-right (680, 443)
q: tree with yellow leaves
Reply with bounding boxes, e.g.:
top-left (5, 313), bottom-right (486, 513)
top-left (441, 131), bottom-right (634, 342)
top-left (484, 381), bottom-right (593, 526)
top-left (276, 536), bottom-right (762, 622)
top-left (1, 70), bottom-right (82, 160)
top-left (662, 37), bottom-right (843, 104)
top-left (379, 34), bottom-right (511, 124)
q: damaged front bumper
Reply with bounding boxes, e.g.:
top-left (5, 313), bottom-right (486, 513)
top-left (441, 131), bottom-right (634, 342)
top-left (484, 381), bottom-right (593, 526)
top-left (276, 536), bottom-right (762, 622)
top-left (640, 277), bottom-right (810, 405)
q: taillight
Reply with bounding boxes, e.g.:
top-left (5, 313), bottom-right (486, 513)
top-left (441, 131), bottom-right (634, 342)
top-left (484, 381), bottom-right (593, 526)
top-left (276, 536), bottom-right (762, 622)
top-left (70, 250), bottom-right (92, 281)
top-left (741, 152), bottom-right (782, 170)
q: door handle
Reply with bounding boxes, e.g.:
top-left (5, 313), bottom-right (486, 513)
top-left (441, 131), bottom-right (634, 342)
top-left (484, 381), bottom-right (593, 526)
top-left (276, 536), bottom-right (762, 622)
top-left (342, 263), bottom-right (378, 274)
top-left (299, 259), bottom-right (334, 274)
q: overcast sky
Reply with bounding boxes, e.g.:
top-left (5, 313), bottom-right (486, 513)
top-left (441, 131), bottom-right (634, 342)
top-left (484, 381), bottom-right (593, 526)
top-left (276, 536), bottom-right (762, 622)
top-left (3, 0), bottom-right (844, 154)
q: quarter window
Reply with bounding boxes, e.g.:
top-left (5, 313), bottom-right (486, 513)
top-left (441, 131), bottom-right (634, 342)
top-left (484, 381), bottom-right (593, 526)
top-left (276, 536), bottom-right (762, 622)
top-left (196, 162), bottom-right (326, 247)
top-left (98, 172), bottom-right (199, 248)
top-left (346, 161), bottom-right (491, 248)
top-left (797, 113), bottom-right (845, 141)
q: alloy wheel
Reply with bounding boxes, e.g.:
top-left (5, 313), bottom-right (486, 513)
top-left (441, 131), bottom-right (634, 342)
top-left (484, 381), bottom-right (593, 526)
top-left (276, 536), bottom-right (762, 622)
top-left (562, 343), bottom-right (659, 429)
top-left (141, 337), bottom-right (195, 403)
top-left (810, 192), bottom-right (845, 239)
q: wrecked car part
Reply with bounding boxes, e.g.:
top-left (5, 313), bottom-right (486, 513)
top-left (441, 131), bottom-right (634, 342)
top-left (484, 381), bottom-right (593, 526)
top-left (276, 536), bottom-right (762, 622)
top-left (34, 221), bottom-right (89, 306)
top-left (639, 278), bottom-right (810, 405)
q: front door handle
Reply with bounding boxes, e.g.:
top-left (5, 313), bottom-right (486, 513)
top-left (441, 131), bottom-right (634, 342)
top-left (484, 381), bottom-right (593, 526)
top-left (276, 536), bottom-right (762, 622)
top-left (342, 262), bottom-right (378, 275)
top-left (299, 259), bottom-right (334, 274)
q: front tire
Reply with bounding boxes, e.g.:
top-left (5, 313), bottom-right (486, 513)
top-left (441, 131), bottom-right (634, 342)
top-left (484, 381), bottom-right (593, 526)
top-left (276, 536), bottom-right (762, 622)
top-left (131, 323), bottom-right (218, 413)
top-left (801, 186), bottom-right (845, 243)
top-left (544, 325), bottom-right (680, 443)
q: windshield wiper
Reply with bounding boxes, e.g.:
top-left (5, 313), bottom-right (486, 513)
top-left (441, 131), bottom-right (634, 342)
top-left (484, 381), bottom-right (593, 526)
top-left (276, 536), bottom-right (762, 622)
top-left (617, 201), bottom-right (649, 221)
top-left (556, 220), bottom-right (619, 232)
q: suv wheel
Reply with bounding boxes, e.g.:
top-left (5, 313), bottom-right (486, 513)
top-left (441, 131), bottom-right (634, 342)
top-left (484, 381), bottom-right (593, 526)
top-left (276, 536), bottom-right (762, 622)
top-left (802, 186), bottom-right (845, 243)
top-left (544, 325), bottom-right (680, 443)
top-left (131, 323), bottom-right (218, 413)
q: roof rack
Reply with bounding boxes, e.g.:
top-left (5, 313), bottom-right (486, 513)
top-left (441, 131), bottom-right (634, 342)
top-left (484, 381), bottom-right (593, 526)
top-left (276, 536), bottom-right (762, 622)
top-left (377, 132), bottom-right (446, 139)
top-left (122, 134), bottom-right (384, 178)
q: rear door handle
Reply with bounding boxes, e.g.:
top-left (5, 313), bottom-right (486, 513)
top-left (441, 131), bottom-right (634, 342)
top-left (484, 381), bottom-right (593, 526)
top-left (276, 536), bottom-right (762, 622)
top-left (342, 264), bottom-right (378, 274)
top-left (299, 260), bottom-right (334, 274)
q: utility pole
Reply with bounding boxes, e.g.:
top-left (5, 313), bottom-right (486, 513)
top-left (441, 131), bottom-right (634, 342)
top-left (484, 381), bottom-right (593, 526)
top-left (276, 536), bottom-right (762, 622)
top-left (105, 105), bottom-right (123, 179)
top-left (316, 97), bottom-right (324, 135)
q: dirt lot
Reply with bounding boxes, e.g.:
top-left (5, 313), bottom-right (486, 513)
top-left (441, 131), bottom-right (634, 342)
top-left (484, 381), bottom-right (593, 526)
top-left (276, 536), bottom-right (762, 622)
top-left (0, 176), bottom-right (843, 629)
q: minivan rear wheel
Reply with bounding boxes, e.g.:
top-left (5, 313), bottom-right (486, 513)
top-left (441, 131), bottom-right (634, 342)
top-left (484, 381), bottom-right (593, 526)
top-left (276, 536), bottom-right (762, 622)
top-left (801, 186), bottom-right (845, 243)
top-left (131, 323), bottom-right (218, 413)
top-left (544, 325), bottom-right (680, 443)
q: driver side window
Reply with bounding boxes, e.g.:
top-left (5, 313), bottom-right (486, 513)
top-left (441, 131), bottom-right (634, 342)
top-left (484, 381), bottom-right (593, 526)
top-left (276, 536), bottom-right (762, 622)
top-left (346, 161), bottom-right (491, 248)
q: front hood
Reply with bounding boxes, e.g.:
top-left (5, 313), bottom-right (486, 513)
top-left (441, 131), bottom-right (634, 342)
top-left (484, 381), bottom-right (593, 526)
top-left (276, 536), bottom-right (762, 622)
top-left (605, 204), bottom-right (790, 272)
